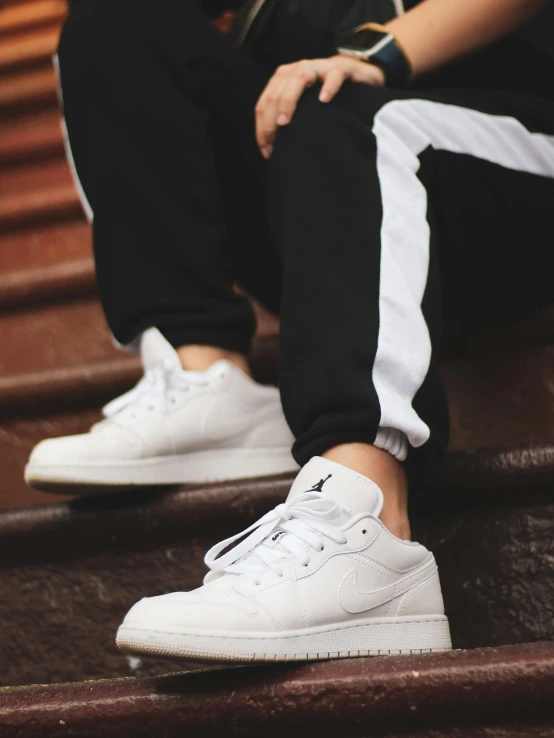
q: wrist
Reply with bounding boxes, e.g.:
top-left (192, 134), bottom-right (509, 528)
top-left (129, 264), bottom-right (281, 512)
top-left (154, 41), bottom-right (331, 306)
top-left (362, 62), bottom-right (386, 87)
top-left (337, 24), bottom-right (412, 87)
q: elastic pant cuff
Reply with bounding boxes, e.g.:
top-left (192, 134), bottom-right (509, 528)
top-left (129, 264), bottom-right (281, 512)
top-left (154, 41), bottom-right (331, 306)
top-left (292, 430), bottom-right (380, 468)
top-left (292, 429), bottom-right (437, 490)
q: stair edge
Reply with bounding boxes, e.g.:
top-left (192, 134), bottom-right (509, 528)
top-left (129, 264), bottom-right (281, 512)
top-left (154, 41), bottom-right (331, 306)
top-left (1, 641), bottom-right (553, 735)
top-left (0, 257), bottom-right (96, 310)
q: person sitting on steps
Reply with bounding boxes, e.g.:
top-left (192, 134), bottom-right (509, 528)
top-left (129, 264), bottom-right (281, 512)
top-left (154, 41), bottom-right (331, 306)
top-left (26, 0), bottom-right (554, 662)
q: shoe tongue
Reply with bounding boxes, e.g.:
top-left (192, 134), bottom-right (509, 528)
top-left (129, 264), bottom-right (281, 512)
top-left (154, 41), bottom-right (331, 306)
top-left (286, 457), bottom-right (384, 518)
top-left (217, 457), bottom-right (383, 581)
top-left (140, 328), bottom-right (181, 372)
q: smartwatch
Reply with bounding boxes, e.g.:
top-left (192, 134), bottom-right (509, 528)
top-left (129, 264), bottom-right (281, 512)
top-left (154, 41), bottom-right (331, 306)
top-left (337, 23), bottom-right (412, 88)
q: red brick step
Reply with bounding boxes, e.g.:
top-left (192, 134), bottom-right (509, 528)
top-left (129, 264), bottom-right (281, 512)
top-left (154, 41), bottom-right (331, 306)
top-left (0, 108), bottom-right (63, 167)
top-left (0, 257), bottom-right (95, 310)
top-left (0, 65), bottom-right (58, 117)
top-left (0, 0), bottom-right (66, 39)
top-left (0, 25), bottom-right (60, 73)
top-left (1, 642), bottom-right (553, 738)
top-left (0, 157), bottom-right (81, 232)
top-left (0, 219), bottom-right (91, 273)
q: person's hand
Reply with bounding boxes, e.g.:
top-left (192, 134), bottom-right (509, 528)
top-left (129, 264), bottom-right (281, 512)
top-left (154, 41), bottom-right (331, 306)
top-left (255, 55), bottom-right (385, 158)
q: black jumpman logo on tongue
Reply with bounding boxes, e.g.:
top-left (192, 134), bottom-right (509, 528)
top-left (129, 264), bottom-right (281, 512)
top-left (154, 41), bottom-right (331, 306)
top-left (307, 474), bottom-right (332, 493)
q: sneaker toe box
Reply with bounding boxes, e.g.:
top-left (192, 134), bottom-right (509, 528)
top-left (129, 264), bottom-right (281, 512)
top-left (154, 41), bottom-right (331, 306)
top-left (27, 429), bottom-right (140, 467)
top-left (119, 586), bottom-right (275, 635)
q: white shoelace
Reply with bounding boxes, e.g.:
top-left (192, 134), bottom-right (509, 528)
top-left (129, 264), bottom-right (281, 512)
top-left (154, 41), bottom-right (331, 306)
top-left (99, 360), bottom-right (209, 424)
top-left (204, 492), bottom-right (351, 585)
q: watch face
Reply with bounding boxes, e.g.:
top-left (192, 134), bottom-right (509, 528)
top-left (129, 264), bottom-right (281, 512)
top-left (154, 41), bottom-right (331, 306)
top-left (338, 28), bottom-right (389, 53)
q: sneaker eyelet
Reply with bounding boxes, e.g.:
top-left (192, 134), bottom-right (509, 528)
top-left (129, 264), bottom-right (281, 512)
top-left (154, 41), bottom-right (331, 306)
top-left (303, 561), bottom-right (310, 567)
top-left (362, 529), bottom-right (367, 535)
top-left (320, 545), bottom-right (325, 552)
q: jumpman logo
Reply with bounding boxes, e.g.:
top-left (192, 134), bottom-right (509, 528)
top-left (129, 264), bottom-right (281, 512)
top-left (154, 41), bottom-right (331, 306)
top-left (307, 474), bottom-right (332, 493)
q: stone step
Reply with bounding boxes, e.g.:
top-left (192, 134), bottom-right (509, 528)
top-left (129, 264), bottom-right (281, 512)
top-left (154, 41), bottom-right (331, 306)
top-left (1, 442), bottom-right (553, 687)
top-left (441, 342), bottom-right (554, 451)
top-left (0, 108), bottom-right (63, 167)
top-left (1, 641), bottom-right (553, 737)
top-left (0, 64), bottom-right (58, 118)
top-left (0, 155), bottom-right (82, 232)
top-left (0, 257), bottom-right (118, 378)
top-left (0, 0), bottom-right (66, 39)
top-left (0, 245), bottom-right (106, 383)
top-left (0, 294), bottom-right (120, 375)
top-left (0, 219), bottom-right (91, 272)
top-left (0, 24), bottom-right (60, 73)
top-left (0, 256), bottom-right (95, 311)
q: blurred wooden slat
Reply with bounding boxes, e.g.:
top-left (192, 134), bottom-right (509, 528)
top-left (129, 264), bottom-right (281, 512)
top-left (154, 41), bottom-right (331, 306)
top-left (0, 25), bottom-right (60, 71)
top-left (0, 157), bottom-right (82, 230)
top-left (0, 0), bottom-right (66, 37)
top-left (0, 220), bottom-right (91, 272)
top-left (0, 65), bottom-right (58, 114)
top-left (0, 108), bottom-right (63, 165)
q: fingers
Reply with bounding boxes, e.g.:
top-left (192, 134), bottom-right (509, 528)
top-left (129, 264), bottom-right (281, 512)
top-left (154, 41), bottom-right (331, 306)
top-left (254, 56), bottom-right (384, 159)
top-left (256, 63), bottom-right (318, 158)
top-left (318, 57), bottom-right (381, 101)
top-left (275, 65), bottom-right (318, 125)
top-left (255, 69), bottom-right (288, 158)
top-left (318, 68), bottom-right (346, 103)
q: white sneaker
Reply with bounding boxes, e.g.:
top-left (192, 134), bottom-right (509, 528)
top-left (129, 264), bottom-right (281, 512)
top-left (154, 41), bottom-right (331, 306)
top-left (25, 328), bottom-right (298, 491)
top-left (116, 456), bottom-right (452, 662)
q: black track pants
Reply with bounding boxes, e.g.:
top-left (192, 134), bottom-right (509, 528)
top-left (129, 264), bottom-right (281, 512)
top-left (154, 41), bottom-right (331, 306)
top-left (57, 0), bottom-right (554, 484)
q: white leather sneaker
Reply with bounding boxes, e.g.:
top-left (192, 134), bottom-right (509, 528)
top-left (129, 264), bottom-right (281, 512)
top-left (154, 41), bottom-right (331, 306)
top-left (116, 456), bottom-right (452, 661)
top-left (25, 328), bottom-right (297, 492)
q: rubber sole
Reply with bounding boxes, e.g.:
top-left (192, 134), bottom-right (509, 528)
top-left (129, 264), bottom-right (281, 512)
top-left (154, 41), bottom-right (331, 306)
top-left (25, 447), bottom-right (298, 494)
top-left (116, 616), bottom-right (452, 663)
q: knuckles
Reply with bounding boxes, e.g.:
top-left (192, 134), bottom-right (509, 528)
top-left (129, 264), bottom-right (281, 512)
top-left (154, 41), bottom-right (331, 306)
top-left (297, 67), bottom-right (313, 80)
top-left (258, 55), bottom-right (354, 121)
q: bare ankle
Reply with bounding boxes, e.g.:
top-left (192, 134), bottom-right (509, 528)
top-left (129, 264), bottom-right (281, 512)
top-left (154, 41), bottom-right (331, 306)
top-left (176, 345), bottom-right (252, 377)
top-left (322, 442), bottom-right (411, 540)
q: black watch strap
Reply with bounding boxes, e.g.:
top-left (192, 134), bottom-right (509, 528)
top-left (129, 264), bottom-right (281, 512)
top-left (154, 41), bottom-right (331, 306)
top-left (368, 34), bottom-right (412, 87)
top-left (337, 24), bottom-right (412, 88)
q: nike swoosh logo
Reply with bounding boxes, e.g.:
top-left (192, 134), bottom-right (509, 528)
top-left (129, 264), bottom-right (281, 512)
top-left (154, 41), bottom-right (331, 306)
top-left (339, 557), bottom-right (437, 614)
